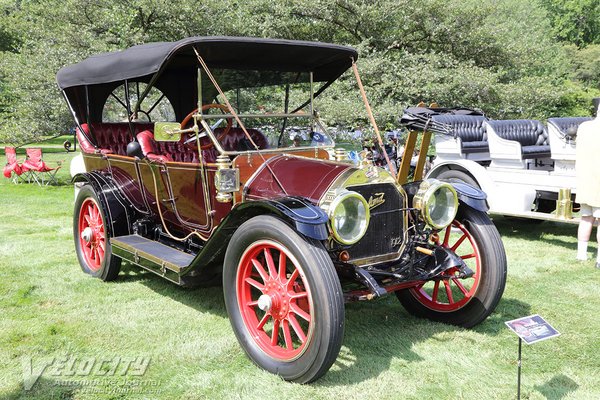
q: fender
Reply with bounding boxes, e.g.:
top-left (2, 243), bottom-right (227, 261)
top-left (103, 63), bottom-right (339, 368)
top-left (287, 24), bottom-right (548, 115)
top-left (72, 172), bottom-right (135, 238)
top-left (182, 197), bottom-right (329, 278)
top-left (427, 159), bottom-right (496, 205)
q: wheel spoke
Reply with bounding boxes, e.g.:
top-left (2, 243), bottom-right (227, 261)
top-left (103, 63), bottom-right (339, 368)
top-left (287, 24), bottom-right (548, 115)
top-left (245, 277), bottom-right (265, 291)
top-left (289, 291), bottom-right (307, 300)
top-left (286, 269), bottom-right (299, 288)
top-left (442, 225), bottom-right (452, 247)
top-left (452, 278), bottom-right (469, 296)
top-left (461, 253), bottom-right (476, 260)
top-left (247, 299), bottom-right (258, 307)
top-left (271, 319), bottom-right (280, 346)
top-left (282, 320), bottom-right (293, 349)
top-left (450, 233), bottom-right (468, 252)
top-left (257, 313), bottom-right (270, 330)
top-left (97, 245), bottom-right (104, 261)
top-left (250, 259), bottom-right (269, 282)
top-left (288, 314), bottom-right (307, 343)
top-left (84, 215), bottom-right (91, 225)
top-left (431, 280), bottom-right (440, 303)
top-left (290, 303), bottom-right (311, 322)
top-left (263, 248), bottom-right (277, 278)
top-left (443, 280), bottom-right (454, 304)
top-left (278, 252), bottom-right (287, 281)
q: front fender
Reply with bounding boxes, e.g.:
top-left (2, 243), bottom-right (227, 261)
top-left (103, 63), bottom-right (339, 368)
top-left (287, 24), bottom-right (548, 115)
top-left (182, 197), bottom-right (329, 277)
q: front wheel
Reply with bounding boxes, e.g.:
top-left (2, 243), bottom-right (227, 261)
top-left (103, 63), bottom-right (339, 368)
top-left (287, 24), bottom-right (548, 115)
top-left (396, 206), bottom-right (506, 328)
top-left (73, 185), bottom-right (121, 281)
top-left (223, 216), bottom-right (344, 383)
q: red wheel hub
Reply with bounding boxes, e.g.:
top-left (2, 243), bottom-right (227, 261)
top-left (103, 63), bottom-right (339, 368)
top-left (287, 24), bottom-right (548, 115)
top-left (410, 220), bottom-right (481, 312)
top-left (78, 198), bottom-right (105, 272)
top-left (236, 240), bottom-right (313, 360)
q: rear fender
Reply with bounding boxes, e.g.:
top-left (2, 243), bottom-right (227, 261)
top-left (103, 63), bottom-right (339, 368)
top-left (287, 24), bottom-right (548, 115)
top-left (72, 172), bottom-right (135, 237)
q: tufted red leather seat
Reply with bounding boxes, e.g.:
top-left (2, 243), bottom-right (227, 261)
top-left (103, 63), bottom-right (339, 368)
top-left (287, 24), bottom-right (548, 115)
top-left (77, 123), bottom-right (153, 155)
top-left (137, 130), bottom-right (173, 162)
top-left (218, 127), bottom-right (269, 151)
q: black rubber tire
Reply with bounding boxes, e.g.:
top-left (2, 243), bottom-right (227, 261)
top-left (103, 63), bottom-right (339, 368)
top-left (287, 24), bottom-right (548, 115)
top-left (223, 216), bottom-right (344, 383)
top-left (436, 169), bottom-right (480, 189)
top-left (396, 206), bottom-right (507, 328)
top-left (73, 185), bottom-right (121, 281)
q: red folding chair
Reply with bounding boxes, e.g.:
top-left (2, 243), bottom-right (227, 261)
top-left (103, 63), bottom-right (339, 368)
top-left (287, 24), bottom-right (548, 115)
top-left (3, 146), bottom-right (24, 183)
top-left (21, 148), bottom-right (62, 185)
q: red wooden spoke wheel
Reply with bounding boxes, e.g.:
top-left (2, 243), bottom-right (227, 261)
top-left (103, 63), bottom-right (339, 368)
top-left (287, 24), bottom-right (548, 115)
top-left (396, 207), bottom-right (506, 328)
top-left (223, 216), bottom-right (344, 383)
top-left (73, 185), bottom-right (121, 281)
top-left (237, 240), bottom-right (313, 360)
top-left (409, 220), bottom-right (481, 311)
top-left (78, 198), bottom-right (106, 272)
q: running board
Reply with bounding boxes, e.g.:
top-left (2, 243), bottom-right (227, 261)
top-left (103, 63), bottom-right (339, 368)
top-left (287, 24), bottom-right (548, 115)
top-left (111, 235), bottom-right (195, 283)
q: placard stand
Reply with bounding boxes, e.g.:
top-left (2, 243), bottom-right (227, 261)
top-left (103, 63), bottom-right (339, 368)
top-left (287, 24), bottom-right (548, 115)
top-left (505, 315), bottom-right (560, 400)
top-left (517, 337), bottom-right (522, 399)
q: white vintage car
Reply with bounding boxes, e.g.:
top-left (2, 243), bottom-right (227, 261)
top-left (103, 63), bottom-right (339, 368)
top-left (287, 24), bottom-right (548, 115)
top-left (400, 106), bottom-right (595, 223)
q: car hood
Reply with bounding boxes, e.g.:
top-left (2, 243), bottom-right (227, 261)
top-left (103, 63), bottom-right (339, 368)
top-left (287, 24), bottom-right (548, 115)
top-left (243, 154), bottom-right (354, 204)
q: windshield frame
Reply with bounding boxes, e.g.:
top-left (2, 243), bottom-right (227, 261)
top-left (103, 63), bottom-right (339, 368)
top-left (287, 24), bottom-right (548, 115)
top-left (192, 68), bottom-right (335, 157)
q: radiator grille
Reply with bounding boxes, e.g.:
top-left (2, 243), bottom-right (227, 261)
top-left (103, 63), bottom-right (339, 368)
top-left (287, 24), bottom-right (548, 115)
top-left (346, 183), bottom-right (404, 261)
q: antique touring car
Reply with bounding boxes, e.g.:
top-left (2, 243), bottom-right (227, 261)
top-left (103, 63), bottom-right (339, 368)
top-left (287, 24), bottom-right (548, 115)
top-left (400, 104), bottom-right (599, 223)
top-left (57, 37), bottom-right (507, 383)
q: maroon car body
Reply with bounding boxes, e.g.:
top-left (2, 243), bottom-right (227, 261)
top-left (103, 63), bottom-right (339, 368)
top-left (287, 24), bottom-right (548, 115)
top-left (58, 37), bottom-right (507, 383)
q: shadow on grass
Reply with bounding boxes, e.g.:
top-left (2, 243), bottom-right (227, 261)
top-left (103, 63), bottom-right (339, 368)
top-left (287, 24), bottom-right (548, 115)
top-left (2, 376), bottom-right (76, 400)
top-left (534, 374), bottom-right (578, 399)
top-left (493, 217), bottom-right (578, 251)
top-left (118, 263), bottom-right (227, 317)
top-left (317, 296), bottom-right (531, 386)
top-left (117, 261), bottom-right (531, 385)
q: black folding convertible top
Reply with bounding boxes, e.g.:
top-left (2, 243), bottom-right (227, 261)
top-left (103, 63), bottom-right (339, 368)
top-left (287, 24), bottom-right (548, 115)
top-left (57, 36), bottom-right (358, 122)
top-left (57, 36), bottom-right (358, 89)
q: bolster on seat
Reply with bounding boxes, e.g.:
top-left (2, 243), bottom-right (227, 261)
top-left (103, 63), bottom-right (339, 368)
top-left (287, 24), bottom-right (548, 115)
top-left (547, 116), bottom-right (593, 160)
top-left (547, 117), bottom-right (592, 140)
top-left (137, 130), bottom-right (173, 163)
top-left (431, 115), bottom-right (489, 154)
top-left (485, 119), bottom-right (551, 160)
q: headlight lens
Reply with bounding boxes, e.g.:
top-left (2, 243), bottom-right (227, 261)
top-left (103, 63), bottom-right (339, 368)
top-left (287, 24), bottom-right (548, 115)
top-left (414, 179), bottom-right (458, 229)
top-left (328, 190), bottom-right (370, 245)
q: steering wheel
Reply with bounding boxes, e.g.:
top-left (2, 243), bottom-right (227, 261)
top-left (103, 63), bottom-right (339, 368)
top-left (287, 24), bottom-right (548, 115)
top-left (181, 103), bottom-right (233, 150)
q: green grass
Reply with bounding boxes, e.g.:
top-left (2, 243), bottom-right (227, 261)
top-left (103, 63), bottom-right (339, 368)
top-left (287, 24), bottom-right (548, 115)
top-left (1, 154), bottom-right (599, 399)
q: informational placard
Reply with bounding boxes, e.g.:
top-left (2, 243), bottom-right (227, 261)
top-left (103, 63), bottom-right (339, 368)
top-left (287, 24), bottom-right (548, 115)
top-left (505, 314), bottom-right (560, 344)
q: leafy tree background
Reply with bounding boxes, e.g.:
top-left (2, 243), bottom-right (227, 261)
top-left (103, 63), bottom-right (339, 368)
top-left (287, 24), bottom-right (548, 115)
top-left (0, 0), bottom-right (598, 144)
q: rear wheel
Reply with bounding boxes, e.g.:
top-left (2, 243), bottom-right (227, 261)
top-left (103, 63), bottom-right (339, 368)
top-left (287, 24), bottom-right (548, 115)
top-left (223, 216), bottom-right (344, 383)
top-left (396, 206), bottom-right (506, 328)
top-left (74, 185), bottom-right (121, 281)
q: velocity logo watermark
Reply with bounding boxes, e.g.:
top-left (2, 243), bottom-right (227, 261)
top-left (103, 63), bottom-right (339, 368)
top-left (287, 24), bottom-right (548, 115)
top-left (22, 355), bottom-right (151, 391)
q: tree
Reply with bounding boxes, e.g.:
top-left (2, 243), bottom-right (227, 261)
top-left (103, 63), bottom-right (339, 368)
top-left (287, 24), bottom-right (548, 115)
top-left (0, 0), bottom-right (597, 144)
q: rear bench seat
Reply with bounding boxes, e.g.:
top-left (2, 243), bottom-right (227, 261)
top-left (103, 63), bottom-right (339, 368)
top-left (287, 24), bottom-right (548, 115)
top-left (431, 114), bottom-right (489, 160)
top-left (485, 119), bottom-right (551, 167)
top-left (547, 116), bottom-right (592, 161)
top-left (78, 123), bottom-right (270, 164)
top-left (77, 123), bottom-right (153, 156)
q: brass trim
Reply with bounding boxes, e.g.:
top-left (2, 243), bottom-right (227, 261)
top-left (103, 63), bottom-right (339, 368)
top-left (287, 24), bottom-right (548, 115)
top-left (326, 190), bottom-right (370, 245)
top-left (318, 166), bottom-right (410, 265)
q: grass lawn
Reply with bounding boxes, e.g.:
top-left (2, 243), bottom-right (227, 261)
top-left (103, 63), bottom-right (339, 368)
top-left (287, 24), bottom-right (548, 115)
top-left (1, 149), bottom-right (599, 399)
